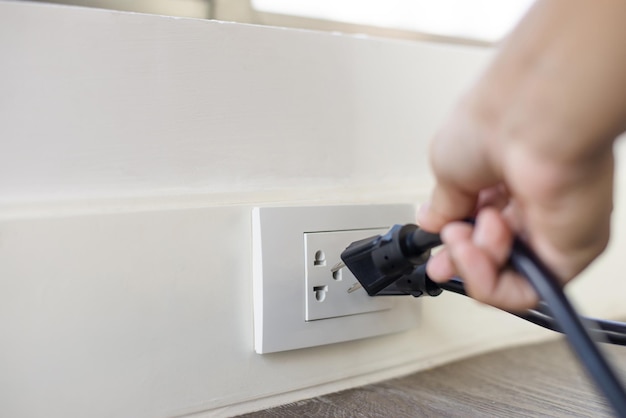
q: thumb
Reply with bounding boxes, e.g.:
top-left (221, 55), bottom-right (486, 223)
top-left (418, 104), bottom-right (501, 233)
top-left (418, 182), bottom-right (478, 233)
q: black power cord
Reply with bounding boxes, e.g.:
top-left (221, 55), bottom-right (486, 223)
top-left (341, 224), bottom-right (626, 417)
top-left (384, 267), bottom-right (626, 346)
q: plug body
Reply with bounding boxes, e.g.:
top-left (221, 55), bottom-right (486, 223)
top-left (340, 224), bottom-right (440, 296)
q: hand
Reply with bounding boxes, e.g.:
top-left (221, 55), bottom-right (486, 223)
top-left (417, 0), bottom-right (626, 311)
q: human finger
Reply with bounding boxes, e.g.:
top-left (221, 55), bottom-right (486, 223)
top-left (473, 207), bottom-right (513, 266)
top-left (448, 238), bottom-right (538, 311)
top-left (426, 247), bottom-right (456, 283)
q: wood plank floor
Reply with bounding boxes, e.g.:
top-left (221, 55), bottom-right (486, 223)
top-left (240, 339), bottom-right (626, 417)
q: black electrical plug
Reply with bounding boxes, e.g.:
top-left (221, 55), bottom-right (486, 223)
top-left (375, 264), bottom-right (444, 298)
top-left (340, 224), bottom-right (442, 296)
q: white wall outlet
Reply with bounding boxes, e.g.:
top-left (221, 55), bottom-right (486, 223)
top-left (252, 204), bottom-right (421, 354)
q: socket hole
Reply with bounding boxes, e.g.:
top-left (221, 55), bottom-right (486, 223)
top-left (314, 250), bottom-right (326, 266)
top-left (332, 269), bottom-right (342, 281)
top-left (313, 285), bottom-right (328, 302)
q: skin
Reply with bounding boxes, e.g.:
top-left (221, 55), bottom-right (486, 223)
top-left (417, 0), bottom-right (626, 312)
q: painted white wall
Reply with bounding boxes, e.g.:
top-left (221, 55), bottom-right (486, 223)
top-left (1, 2), bottom-right (626, 417)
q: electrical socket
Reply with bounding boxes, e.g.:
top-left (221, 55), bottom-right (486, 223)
top-left (252, 204), bottom-right (420, 354)
top-left (304, 229), bottom-right (391, 321)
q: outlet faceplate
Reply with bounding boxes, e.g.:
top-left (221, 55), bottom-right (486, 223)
top-left (252, 204), bottom-right (421, 354)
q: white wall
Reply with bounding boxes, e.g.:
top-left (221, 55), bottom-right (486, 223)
top-left (2, 2), bottom-right (626, 417)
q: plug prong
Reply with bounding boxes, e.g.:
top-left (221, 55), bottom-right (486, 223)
top-left (331, 261), bottom-right (345, 273)
top-left (347, 282), bottom-right (362, 293)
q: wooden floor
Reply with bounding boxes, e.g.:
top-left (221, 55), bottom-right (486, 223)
top-left (240, 339), bottom-right (626, 417)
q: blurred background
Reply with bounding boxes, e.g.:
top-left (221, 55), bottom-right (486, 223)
top-left (27, 0), bottom-right (535, 45)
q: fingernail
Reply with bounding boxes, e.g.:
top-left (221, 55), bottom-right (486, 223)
top-left (425, 251), bottom-right (448, 282)
top-left (473, 214), bottom-right (489, 248)
top-left (440, 224), bottom-right (453, 243)
top-left (417, 202), bottom-right (430, 222)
